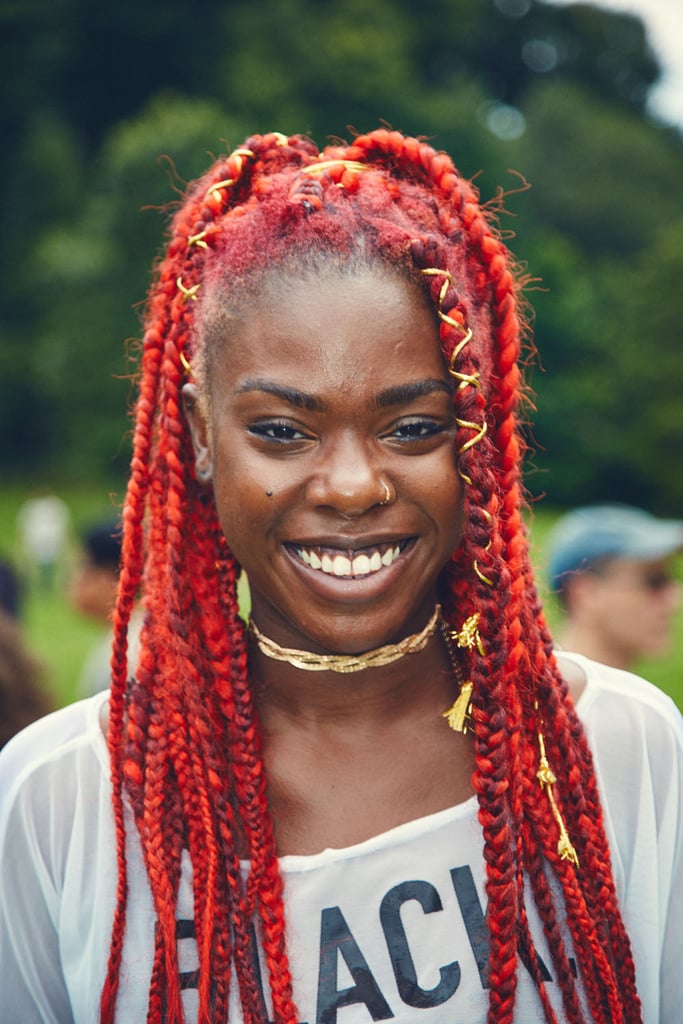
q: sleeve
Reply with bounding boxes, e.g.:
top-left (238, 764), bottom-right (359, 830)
top-left (653, 701), bottom-right (683, 1024)
top-left (580, 666), bottom-right (683, 1024)
top-left (0, 787), bottom-right (75, 1023)
top-left (0, 719), bottom-right (82, 1024)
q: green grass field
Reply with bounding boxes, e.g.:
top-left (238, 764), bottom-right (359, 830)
top-left (1, 481), bottom-right (128, 706)
top-left (2, 481), bottom-right (681, 710)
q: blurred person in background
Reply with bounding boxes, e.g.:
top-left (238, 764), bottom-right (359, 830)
top-left (69, 520), bottom-right (142, 697)
top-left (0, 557), bottom-right (22, 620)
top-left (547, 503), bottom-right (683, 672)
top-left (16, 491), bottom-right (71, 591)
top-left (0, 559), bottom-right (54, 750)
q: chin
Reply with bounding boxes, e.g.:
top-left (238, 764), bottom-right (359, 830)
top-left (308, 606), bottom-right (434, 656)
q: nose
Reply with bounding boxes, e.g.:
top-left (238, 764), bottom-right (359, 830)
top-left (305, 433), bottom-right (388, 516)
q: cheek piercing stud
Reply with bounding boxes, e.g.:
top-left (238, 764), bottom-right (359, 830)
top-left (266, 489), bottom-right (273, 497)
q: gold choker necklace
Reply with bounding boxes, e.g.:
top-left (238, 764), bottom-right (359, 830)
top-left (248, 605), bottom-right (441, 673)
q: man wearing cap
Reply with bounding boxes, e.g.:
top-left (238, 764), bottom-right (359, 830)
top-left (547, 503), bottom-right (683, 672)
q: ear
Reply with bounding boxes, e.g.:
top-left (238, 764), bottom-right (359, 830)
top-left (182, 383), bottom-right (214, 484)
top-left (563, 570), bottom-right (601, 617)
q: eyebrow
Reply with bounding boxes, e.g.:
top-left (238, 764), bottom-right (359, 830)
top-left (235, 377), bottom-right (453, 412)
top-left (372, 379), bottom-right (453, 409)
top-left (235, 380), bottom-right (326, 412)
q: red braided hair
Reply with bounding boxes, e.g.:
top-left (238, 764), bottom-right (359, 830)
top-left (103, 129), bottom-right (642, 1023)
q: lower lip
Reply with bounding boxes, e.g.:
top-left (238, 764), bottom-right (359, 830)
top-left (283, 540), bottom-right (416, 603)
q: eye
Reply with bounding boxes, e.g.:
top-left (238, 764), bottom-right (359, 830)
top-left (387, 418), bottom-right (448, 441)
top-left (248, 420), bottom-right (311, 444)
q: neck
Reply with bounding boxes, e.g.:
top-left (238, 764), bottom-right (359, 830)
top-left (249, 628), bottom-right (457, 728)
top-left (558, 621), bottom-right (633, 672)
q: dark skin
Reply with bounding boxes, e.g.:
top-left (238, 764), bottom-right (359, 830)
top-left (252, 634), bottom-right (476, 856)
top-left (165, 264), bottom-right (588, 857)
top-left (182, 266), bottom-right (476, 855)
top-left (98, 635), bottom-right (477, 857)
top-left (187, 270), bottom-right (465, 657)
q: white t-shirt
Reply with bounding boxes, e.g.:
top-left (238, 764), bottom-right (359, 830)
top-left (0, 654), bottom-right (681, 1023)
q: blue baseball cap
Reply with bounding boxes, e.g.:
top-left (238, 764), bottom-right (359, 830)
top-left (547, 504), bottom-right (683, 591)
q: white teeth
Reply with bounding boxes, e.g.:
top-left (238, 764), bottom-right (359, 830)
top-left (352, 554), bottom-right (371, 575)
top-left (295, 543), bottom-right (404, 578)
top-left (332, 555), bottom-right (352, 576)
top-left (382, 546), bottom-right (399, 566)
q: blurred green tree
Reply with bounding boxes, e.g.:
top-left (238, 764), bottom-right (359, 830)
top-left (0, 0), bottom-right (680, 514)
top-left (28, 95), bottom-right (241, 477)
top-left (504, 80), bottom-right (683, 508)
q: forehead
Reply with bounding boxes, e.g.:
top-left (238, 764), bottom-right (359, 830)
top-left (202, 265), bottom-right (447, 396)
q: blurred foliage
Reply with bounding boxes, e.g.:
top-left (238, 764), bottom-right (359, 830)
top-left (1, 0), bottom-right (681, 511)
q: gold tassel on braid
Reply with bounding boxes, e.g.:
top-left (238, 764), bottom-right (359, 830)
top-left (440, 613), bottom-right (484, 734)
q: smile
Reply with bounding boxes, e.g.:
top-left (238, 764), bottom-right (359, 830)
top-left (291, 541), bottom-right (409, 578)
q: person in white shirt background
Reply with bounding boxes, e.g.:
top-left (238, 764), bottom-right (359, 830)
top-left (547, 503), bottom-right (683, 672)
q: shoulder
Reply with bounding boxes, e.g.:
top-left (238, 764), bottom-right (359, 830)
top-left (0, 693), bottom-right (110, 833)
top-left (562, 651), bottom-right (682, 750)
top-left (560, 652), bottom-right (682, 863)
top-left (558, 657), bottom-right (683, 1018)
top-left (0, 695), bottom-right (117, 1022)
top-left (563, 651), bottom-right (682, 783)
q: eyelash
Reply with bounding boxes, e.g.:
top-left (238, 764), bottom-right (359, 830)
top-left (387, 418), bottom-right (447, 441)
top-left (249, 420), bottom-right (309, 443)
top-left (248, 416), bottom-right (449, 447)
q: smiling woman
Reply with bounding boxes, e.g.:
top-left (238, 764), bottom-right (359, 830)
top-left (183, 269), bottom-right (463, 657)
top-left (0, 129), bottom-right (681, 1024)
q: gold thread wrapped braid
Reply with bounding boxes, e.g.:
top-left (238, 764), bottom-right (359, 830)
top-left (205, 148), bottom-right (255, 199)
top-left (188, 230), bottom-right (209, 249)
top-left (176, 277), bottom-right (200, 302)
top-left (535, 710), bottom-right (580, 867)
top-left (300, 160), bottom-right (370, 177)
top-left (419, 267), bottom-right (485, 486)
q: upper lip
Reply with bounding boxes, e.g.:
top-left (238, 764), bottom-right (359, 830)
top-left (286, 533), bottom-right (414, 552)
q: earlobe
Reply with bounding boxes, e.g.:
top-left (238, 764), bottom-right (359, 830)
top-left (182, 383), bottom-right (214, 484)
